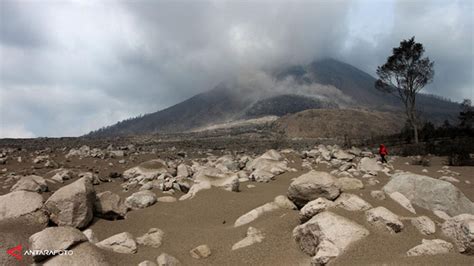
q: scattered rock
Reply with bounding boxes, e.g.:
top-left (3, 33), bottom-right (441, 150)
top-left (156, 253), bottom-right (181, 266)
top-left (335, 193), bottom-right (372, 211)
top-left (365, 206), bottom-right (404, 233)
top-left (407, 239), bottom-right (453, 256)
top-left (293, 211), bottom-right (369, 264)
top-left (411, 216), bottom-right (436, 235)
top-left (94, 191), bottom-right (127, 220)
top-left (370, 190), bottom-right (386, 200)
top-left (336, 177), bottom-right (364, 191)
top-left (287, 170), bottom-right (340, 208)
top-left (96, 232), bottom-right (138, 254)
top-left (0, 191), bottom-right (44, 221)
top-left (136, 228), bottom-right (164, 248)
top-left (273, 195), bottom-right (297, 210)
top-left (51, 169), bottom-right (75, 183)
top-left (29, 226), bottom-right (87, 262)
top-left (11, 175), bottom-right (48, 193)
top-left (232, 227), bottom-right (265, 250)
top-left (388, 191), bottom-right (416, 214)
top-left (138, 260), bottom-right (157, 266)
top-left (234, 202), bottom-right (279, 227)
top-left (45, 178), bottom-right (95, 228)
top-left (441, 214), bottom-right (474, 254)
top-left (190, 244), bottom-right (211, 259)
top-left (125, 190), bottom-right (157, 209)
top-left (83, 228), bottom-right (99, 243)
top-left (299, 198), bottom-right (335, 223)
top-left (358, 157), bottom-right (383, 173)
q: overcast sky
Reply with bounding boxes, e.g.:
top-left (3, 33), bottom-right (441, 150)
top-left (1, 0), bottom-right (472, 138)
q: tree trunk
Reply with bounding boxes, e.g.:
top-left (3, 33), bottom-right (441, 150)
top-left (413, 123), bottom-right (419, 144)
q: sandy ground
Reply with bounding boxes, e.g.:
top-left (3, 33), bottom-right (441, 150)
top-left (0, 150), bottom-right (473, 265)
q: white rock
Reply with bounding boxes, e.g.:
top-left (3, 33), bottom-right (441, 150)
top-left (234, 202), bottom-right (279, 227)
top-left (365, 206), bottom-right (404, 233)
top-left (336, 177), bottom-right (364, 191)
top-left (123, 159), bottom-right (169, 181)
top-left (299, 198), bottom-right (335, 223)
top-left (273, 195), bottom-right (297, 210)
top-left (389, 192), bottom-right (416, 214)
top-left (358, 157), bottom-right (383, 173)
top-left (232, 227), bottom-right (264, 250)
top-left (125, 190), bottom-right (157, 209)
top-left (138, 260), bottom-right (157, 266)
top-left (83, 228), bottom-right (99, 243)
top-left (370, 190), bottom-right (386, 200)
top-left (287, 170), bottom-right (340, 208)
top-left (439, 176), bottom-right (460, 183)
top-left (335, 193), bottom-right (372, 211)
top-left (96, 232), bottom-right (137, 254)
top-left (51, 169), bottom-right (74, 183)
top-left (383, 172), bottom-right (474, 216)
top-left (11, 175), bottom-right (48, 193)
top-left (434, 210), bottom-right (451, 221)
top-left (156, 253), bottom-right (181, 266)
top-left (441, 214), bottom-right (474, 254)
top-left (411, 216), bottom-right (436, 235)
top-left (136, 228), bottom-right (164, 248)
top-left (311, 240), bottom-right (340, 265)
top-left (190, 244), bottom-right (211, 259)
top-left (293, 211), bottom-right (369, 264)
top-left (407, 239), bottom-right (453, 256)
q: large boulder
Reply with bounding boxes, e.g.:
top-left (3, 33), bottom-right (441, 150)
top-left (29, 226), bottom-right (87, 262)
top-left (125, 190), bottom-right (157, 209)
top-left (94, 191), bottom-right (128, 220)
top-left (293, 211), bottom-right (369, 264)
top-left (411, 216), bottom-right (436, 235)
top-left (383, 172), bottom-right (474, 216)
top-left (441, 214), bottom-right (474, 254)
top-left (335, 177), bottom-right (364, 191)
top-left (0, 191), bottom-right (44, 221)
top-left (287, 171), bottom-right (340, 208)
top-left (332, 150), bottom-right (355, 161)
top-left (44, 242), bottom-right (109, 266)
top-left (44, 178), bottom-right (95, 228)
top-left (96, 232), bottom-right (138, 254)
top-left (11, 175), bottom-right (48, 193)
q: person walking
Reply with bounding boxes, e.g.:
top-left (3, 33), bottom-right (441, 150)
top-left (379, 144), bottom-right (388, 164)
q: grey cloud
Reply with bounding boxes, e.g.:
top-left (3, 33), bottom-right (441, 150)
top-left (0, 0), bottom-right (472, 138)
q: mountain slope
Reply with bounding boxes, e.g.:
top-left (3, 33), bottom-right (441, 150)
top-left (88, 58), bottom-right (459, 137)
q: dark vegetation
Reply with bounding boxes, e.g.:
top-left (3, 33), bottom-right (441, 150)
top-left (369, 99), bottom-right (474, 165)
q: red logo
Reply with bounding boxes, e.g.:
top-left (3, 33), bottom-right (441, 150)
top-left (6, 244), bottom-right (22, 261)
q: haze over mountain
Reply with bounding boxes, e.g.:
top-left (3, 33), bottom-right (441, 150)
top-left (88, 59), bottom-right (459, 137)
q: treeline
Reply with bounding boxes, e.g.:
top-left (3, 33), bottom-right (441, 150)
top-left (371, 99), bottom-right (474, 165)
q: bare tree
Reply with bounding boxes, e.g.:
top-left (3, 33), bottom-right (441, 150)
top-left (375, 37), bottom-right (434, 143)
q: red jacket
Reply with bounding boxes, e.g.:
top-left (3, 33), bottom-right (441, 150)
top-left (379, 145), bottom-right (388, 155)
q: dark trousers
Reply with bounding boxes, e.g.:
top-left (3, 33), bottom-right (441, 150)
top-left (381, 154), bottom-right (387, 163)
